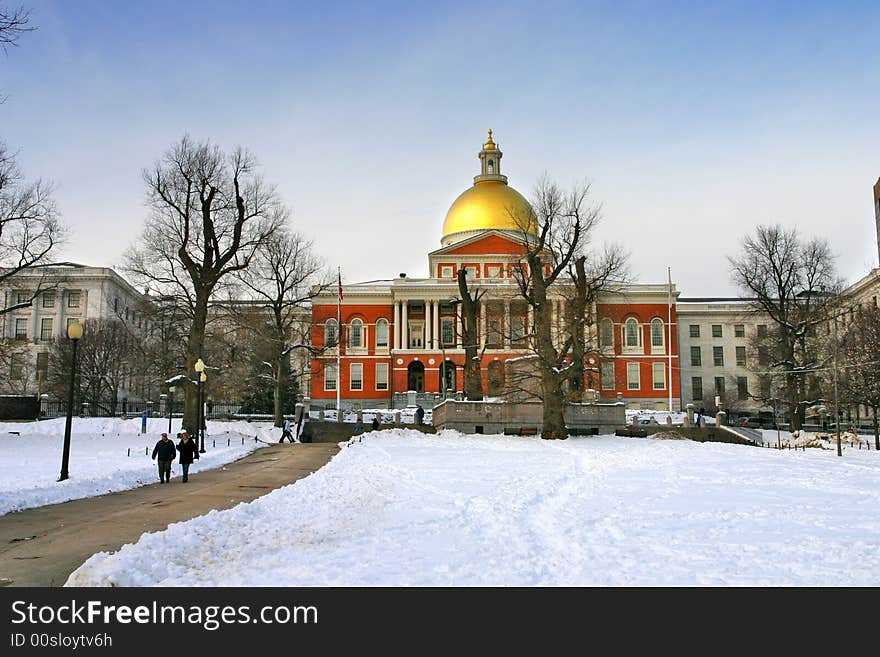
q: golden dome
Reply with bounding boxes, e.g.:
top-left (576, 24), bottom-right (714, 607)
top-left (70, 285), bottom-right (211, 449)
top-left (441, 180), bottom-right (536, 244)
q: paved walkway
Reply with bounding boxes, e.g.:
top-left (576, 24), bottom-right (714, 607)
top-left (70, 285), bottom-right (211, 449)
top-left (0, 443), bottom-right (339, 587)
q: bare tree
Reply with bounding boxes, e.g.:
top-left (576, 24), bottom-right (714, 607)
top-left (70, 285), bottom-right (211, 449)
top-left (838, 304), bottom-right (880, 449)
top-left (0, 142), bottom-right (64, 313)
top-left (46, 318), bottom-right (135, 414)
top-left (0, 5), bottom-right (32, 54)
top-left (508, 177), bottom-right (599, 439)
top-left (729, 225), bottom-right (842, 430)
top-left (233, 228), bottom-right (329, 426)
top-left (124, 136), bottom-right (285, 433)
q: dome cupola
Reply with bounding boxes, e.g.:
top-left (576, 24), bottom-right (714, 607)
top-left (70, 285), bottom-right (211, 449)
top-left (440, 131), bottom-right (536, 246)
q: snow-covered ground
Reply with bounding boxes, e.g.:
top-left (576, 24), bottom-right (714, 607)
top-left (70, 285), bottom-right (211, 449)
top-left (67, 429), bottom-right (880, 586)
top-left (0, 417), bottom-right (278, 515)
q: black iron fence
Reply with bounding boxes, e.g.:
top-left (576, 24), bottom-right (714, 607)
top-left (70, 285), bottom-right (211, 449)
top-left (35, 399), bottom-right (276, 421)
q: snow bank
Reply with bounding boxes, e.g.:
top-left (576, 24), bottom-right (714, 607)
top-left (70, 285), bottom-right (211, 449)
top-left (0, 417), bottom-right (278, 515)
top-left (67, 429), bottom-right (880, 587)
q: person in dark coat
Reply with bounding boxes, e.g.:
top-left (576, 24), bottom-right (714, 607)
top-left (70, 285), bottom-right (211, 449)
top-left (371, 415), bottom-right (379, 431)
top-left (176, 431), bottom-right (199, 483)
top-left (415, 405), bottom-right (425, 426)
top-left (151, 433), bottom-right (177, 483)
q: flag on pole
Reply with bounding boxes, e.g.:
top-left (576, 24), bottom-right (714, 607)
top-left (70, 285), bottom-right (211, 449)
top-left (338, 268), bottom-right (343, 301)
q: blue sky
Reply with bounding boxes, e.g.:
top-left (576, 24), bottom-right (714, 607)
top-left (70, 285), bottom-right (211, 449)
top-left (4, 0), bottom-right (879, 295)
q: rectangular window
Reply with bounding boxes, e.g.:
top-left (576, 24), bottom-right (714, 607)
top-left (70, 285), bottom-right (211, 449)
top-left (67, 291), bottom-right (82, 309)
top-left (66, 318), bottom-right (79, 330)
top-left (652, 362), bottom-right (666, 390)
top-left (440, 265), bottom-right (454, 279)
top-left (463, 266), bottom-right (478, 279)
top-left (626, 362), bottom-right (640, 390)
top-left (689, 324), bottom-right (700, 338)
top-left (511, 317), bottom-right (526, 346)
top-left (486, 265), bottom-right (501, 278)
top-left (441, 318), bottom-right (455, 346)
top-left (734, 324), bottom-right (744, 338)
top-left (735, 346), bottom-right (746, 367)
top-left (409, 303), bottom-right (424, 314)
top-left (487, 318), bottom-right (502, 347)
top-left (692, 376), bottom-right (702, 401)
top-left (600, 361), bottom-right (615, 390)
top-left (40, 318), bottom-right (54, 341)
top-left (757, 324), bottom-right (767, 337)
top-left (711, 324), bottom-right (722, 338)
top-left (349, 363), bottom-right (363, 391)
top-left (758, 346), bottom-right (769, 366)
top-left (324, 364), bottom-right (337, 391)
top-left (14, 318), bottom-right (27, 339)
top-left (713, 346), bottom-right (724, 366)
top-left (36, 351), bottom-right (49, 376)
top-left (737, 376), bottom-right (749, 400)
top-left (16, 291), bottom-right (30, 305)
top-left (714, 377), bottom-right (725, 396)
top-left (375, 363), bottom-right (388, 391)
top-left (690, 346), bottom-right (701, 366)
top-left (759, 376), bottom-right (771, 398)
top-left (408, 322), bottom-right (423, 349)
top-left (42, 291), bottom-right (56, 308)
top-left (376, 321), bottom-right (389, 348)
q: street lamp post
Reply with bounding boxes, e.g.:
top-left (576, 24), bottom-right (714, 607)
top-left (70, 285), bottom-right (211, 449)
top-left (199, 372), bottom-right (207, 452)
top-left (58, 321), bottom-right (83, 482)
top-left (167, 386), bottom-right (175, 434)
top-left (194, 358), bottom-right (206, 453)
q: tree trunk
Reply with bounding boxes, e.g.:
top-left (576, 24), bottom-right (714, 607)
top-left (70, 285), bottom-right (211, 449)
top-left (533, 277), bottom-right (567, 439)
top-left (184, 292), bottom-right (209, 434)
top-left (873, 407), bottom-right (879, 451)
top-left (273, 351), bottom-right (285, 427)
top-left (569, 256), bottom-right (588, 403)
top-left (458, 269), bottom-right (483, 401)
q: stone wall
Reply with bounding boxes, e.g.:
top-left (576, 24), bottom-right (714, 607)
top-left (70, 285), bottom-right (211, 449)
top-left (432, 399), bottom-right (625, 435)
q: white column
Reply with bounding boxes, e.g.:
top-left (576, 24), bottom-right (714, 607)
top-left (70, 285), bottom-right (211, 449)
top-left (401, 301), bottom-right (408, 350)
top-left (393, 301), bottom-right (400, 350)
top-left (425, 299), bottom-right (432, 351)
top-left (432, 300), bottom-right (439, 350)
top-left (504, 300), bottom-right (510, 348)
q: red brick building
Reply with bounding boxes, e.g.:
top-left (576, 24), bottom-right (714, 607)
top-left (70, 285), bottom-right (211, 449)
top-left (310, 133), bottom-right (680, 411)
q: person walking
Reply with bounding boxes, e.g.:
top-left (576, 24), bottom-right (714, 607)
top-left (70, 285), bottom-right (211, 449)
top-left (279, 417), bottom-right (294, 443)
top-left (415, 405), bottom-right (425, 426)
top-left (151, 432), bottom-right (177, 483)
top-left (354, 413), bottom-right (364, 435)
top-left (177, 431), bottom-right (199, 483)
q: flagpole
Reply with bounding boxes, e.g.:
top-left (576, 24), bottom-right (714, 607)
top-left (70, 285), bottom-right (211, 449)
top-left (667, 266), bottom-right (673, 413)
top-left (337, 266), bottom-right (342, 418)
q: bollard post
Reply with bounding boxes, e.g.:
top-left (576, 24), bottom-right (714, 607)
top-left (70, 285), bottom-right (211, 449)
top-left (127, 448), bottom-right (130, 457)
top-left (145, 447), bottom-right (148, 455)
top-left (241, 437), bottom-right (244, 445)
top-left (213, 439), bottom-right (215, 447)
top-left (228, 438), bottom-right (230, 447)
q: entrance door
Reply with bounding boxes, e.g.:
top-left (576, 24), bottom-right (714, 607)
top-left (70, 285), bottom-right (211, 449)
top-left (440, 361), bottom-right (456, 396)
top-left (407, 361), bottom-right (425, 393)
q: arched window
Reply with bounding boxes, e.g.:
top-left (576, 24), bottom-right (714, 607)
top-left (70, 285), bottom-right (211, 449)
top-left (487, 159), bottom-right (495, 174)
top-left (650, 318), bottom-right (664, 348)
top-left (600, 318), bottom-right (614, 347)
top-left (625, 318), bottom-right (639, 348)
top-left (325, 319), bottom-right (338, 347)
top-left (375, 318), bottom-right (389, 348)
top-left (349, 318), bottom-right (363, 348)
